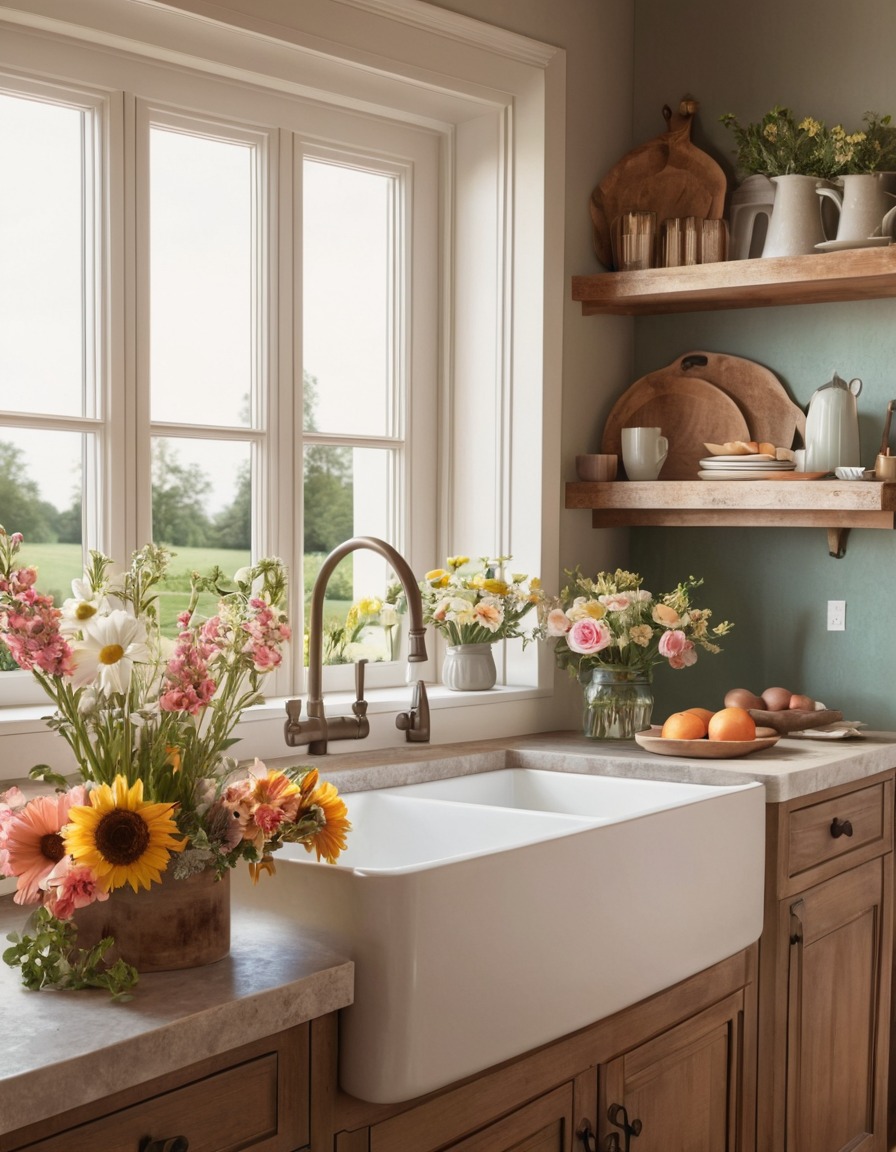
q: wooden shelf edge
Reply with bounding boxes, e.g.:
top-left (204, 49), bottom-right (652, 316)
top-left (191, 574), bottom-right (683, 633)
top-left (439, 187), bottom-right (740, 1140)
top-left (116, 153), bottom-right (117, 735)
top-left (572, 247), bottom-right (896, 315)
top-left (565, 479), bottom-right (896, 514)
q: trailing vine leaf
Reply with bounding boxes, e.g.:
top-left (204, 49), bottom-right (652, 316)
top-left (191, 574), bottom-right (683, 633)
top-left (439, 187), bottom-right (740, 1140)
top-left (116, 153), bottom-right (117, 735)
top-left (4, 908), bottom-right (139, 1000)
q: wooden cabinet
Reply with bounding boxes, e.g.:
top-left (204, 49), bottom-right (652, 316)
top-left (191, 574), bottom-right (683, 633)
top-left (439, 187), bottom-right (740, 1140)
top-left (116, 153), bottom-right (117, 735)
top-left (6, 1025), bottom-right (311, 1152)
top-left (324, 947), bottom-right (757, 1152)
top-left (757, 771), bottom-right (895, 1152)
top-left (595, 991), bottom-right (749, 1151)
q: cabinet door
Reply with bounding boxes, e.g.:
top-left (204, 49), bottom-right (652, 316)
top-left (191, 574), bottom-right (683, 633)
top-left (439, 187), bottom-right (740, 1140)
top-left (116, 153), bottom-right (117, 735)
top-left (598, 991), bottom-right (747, 1152)
top-left (438, 1083), bottom-right (574, 1152)
top-left (784, 855), bottom-right (890, 1152)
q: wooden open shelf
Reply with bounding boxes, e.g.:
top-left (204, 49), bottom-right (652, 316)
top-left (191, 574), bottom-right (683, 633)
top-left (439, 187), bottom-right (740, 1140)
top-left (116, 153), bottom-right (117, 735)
top-left (571, 246), bottom-right (896, 315)
top-left (565, 478), bottom-right (896, 557)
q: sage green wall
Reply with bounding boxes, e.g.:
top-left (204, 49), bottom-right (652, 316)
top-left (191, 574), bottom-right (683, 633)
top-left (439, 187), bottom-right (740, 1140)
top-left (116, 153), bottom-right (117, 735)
top-left (626, 0), bottom-right (896, 727)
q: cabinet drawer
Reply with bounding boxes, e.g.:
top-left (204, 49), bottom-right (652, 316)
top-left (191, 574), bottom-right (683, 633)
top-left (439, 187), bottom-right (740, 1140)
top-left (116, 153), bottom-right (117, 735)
top-left (9, 1027), bottom-right (309, 1152)
top-left (785, 779), bottom-right (892, 885)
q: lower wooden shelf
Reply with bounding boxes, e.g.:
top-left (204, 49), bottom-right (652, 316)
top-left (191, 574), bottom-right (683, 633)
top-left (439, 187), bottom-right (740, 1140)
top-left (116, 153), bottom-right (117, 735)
top-left (564, 478), bottom-right (896, 557)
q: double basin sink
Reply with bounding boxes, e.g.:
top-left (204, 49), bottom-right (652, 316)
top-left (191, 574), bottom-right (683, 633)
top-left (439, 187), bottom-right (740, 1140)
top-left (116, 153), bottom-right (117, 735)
top-left (235, 762), bottom-right (765, 1103)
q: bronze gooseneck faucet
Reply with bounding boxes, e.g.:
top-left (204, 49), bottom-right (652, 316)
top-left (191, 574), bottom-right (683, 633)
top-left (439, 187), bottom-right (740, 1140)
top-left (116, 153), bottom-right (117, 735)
top-left (284, 536), bottom-right (429, 754)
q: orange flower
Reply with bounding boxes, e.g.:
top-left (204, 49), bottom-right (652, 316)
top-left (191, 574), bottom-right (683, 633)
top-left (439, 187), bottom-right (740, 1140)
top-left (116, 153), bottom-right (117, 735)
top-left (304, 780), bottom-right (351, 864)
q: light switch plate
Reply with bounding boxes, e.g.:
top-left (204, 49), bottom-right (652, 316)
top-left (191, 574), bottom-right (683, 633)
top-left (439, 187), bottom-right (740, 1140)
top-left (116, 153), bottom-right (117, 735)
top-left (827, 600), bottom-right (846, 631)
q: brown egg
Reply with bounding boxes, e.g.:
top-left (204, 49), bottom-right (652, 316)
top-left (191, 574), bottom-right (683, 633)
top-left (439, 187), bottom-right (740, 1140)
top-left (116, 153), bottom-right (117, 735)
top-left (761, 686), bottom-right (793, 712)
top-left (724, 687), bottom-right (765, 711)
top-left (789, 693), bottom-right (815, 711)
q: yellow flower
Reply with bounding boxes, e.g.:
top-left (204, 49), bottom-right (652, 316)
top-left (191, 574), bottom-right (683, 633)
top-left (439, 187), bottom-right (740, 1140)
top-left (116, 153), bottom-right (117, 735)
top-left (424, 569), bottom-right (450, 587)
top-left (447, 555), bottom-right (469, 570)
top-left (304, 780), bottom-right (351, 864)
top-left (480, 578), bottom-right (509, 596)
top-left (63, 775), bottom-right (185, 893)
top-left (355, 596), bottom-right (382, 618)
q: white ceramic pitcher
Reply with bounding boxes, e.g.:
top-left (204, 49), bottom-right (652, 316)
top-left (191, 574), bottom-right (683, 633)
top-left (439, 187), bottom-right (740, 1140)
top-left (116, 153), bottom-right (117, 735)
top-left (762, 175), bottom-right (833, 257)
top-left (816, 173), bottom-right (896, 242)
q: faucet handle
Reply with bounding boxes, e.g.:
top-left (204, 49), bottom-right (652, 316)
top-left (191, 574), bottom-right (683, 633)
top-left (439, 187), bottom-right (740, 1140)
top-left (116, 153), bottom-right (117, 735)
top-left (396, 679), bottom-right (430, 743)
top-left (285, 698), bottom-right (303, 724)
top-left (352, 659), bottom-right (368, 719)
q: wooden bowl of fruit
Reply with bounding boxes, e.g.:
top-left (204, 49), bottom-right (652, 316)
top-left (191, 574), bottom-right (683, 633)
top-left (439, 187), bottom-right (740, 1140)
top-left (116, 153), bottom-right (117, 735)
top-left (634, 704), bottom-right (780, 759)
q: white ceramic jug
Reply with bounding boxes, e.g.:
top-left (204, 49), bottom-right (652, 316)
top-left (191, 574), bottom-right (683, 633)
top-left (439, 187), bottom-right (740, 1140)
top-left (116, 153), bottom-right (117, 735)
top-left (804, 373), bottom-right (863, 473)
top-left (816, 173), bottom-right (896, 242)
top-left (762, 175), bottom-right (833, 257)
top-left (729, 175), bottom-right (775, 260)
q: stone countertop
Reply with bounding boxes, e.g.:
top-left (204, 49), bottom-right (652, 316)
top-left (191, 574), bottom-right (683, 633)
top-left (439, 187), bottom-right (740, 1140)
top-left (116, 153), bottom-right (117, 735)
top-left (267, 728), bottom-right (896, 805)
top-left (3, 726), bottom-right (894, 1136)
top-left (0, 897), bottom-right (353, 1137)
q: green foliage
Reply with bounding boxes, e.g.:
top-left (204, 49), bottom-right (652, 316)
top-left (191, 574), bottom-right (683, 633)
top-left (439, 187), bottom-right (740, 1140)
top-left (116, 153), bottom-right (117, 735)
top-left (721, 107), bottom-right (896, 178)
top-left (3, 907), bottom-right (139, 1000)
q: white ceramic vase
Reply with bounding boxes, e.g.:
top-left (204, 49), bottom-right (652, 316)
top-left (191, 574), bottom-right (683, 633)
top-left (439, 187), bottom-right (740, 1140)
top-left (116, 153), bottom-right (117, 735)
top-left (442, 643), bottom-right (497, 691)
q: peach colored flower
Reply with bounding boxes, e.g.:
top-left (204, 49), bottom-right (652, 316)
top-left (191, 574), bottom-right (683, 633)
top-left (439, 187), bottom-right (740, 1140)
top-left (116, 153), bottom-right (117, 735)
top-left (4, 787), bottom-right (88, 905)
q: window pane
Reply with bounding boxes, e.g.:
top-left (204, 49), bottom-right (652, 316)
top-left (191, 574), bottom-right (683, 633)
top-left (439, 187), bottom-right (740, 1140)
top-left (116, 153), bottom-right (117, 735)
top-left (303, 160), bottom-right (393, 436)
top-left (150, 127), bottom-right (256, 427)
top-left (151, 436), bottom-right (252, 637)
top-left (0, 93), bottom-right (89, 417)
top-left (303, 445), bottom-right (398, 664)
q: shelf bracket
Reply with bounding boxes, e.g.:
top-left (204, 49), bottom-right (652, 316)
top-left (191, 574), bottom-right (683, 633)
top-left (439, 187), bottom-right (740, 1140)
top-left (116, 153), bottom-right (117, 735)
top-left (827, 527), bottom-right (849, 558)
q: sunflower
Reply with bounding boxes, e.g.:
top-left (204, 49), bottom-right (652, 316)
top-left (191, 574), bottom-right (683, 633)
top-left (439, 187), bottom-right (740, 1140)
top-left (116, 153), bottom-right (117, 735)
top-left (303, 780), bottom-right (351, 864)
top-left (63, 776), bottom-right (185, 893)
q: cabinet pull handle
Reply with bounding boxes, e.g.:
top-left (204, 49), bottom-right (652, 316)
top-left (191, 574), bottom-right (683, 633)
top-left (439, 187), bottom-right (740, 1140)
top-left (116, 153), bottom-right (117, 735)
top-left (831, 817), bottom-right (854, 838)
top-left (789, 898), bottom-right (805, 946)
top-left (141, 1138), bottom-right (190, 1152)
top-left (606, 1103), bottom-right (642, 1149)
top-left (576, 1118), bottom-right (598, 1150)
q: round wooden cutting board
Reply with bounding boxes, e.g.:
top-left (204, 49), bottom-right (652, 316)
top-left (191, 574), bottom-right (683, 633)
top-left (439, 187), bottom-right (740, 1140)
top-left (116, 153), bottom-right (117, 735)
top-left (601, 377), bottom-right (750, 479)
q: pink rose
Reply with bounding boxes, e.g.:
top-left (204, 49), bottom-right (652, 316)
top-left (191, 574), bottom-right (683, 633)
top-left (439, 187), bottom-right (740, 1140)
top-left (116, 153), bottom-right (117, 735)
top-left (657, 629), bottom-right (688, 658)
top-left (669, 642), bottom-right (697, 669)
top-left (545, 608), bottom-right (571, 637)
top-left (567, 618), bottom-right (612, 655)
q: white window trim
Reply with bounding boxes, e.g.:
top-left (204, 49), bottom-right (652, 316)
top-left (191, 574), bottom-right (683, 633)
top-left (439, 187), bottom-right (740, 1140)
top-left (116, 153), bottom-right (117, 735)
top-left (0, 0), bottom-right (567, 777)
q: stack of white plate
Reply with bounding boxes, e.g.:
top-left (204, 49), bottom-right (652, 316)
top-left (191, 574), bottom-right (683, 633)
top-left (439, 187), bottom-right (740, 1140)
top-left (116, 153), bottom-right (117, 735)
top-left (698, 454), bottom-right (796, 480)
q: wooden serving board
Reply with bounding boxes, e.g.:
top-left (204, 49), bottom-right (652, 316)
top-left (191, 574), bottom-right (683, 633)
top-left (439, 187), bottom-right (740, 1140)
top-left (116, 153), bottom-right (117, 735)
top-left (747, 708), bottom-right (843, 733)
top-left (590, 103), bottom-right (727, 269)
top-left (674, 350), bottom-right (806, 448)
top-left (601, 376), bottom-right (750, 480)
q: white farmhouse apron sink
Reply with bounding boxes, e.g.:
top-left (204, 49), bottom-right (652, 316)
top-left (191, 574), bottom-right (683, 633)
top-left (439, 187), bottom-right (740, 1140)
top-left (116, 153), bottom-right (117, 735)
top-left (234, 766), bottom-right (765, 1104)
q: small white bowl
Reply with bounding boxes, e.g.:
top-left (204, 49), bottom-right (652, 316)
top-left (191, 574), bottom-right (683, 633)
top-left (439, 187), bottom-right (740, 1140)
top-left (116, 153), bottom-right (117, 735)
top-left (834, 466), bottom-right (866, 480)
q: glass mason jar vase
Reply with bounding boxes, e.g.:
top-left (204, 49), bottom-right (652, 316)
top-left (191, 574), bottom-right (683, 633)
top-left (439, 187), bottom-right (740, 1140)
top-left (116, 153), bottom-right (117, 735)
top-left (582, 666), bottom-right (654, 739)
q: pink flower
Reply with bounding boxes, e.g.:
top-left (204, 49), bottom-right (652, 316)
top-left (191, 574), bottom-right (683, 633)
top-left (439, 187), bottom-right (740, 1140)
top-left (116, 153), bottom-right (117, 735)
top-left (599, 593), bottom-right (633, 612)
top-left (3, 787), bottom-right (89, 904)
top-left (658, 629), bottom-right (688, 658)
top-left (41, 856), bottom-right (108, 920)
top-left (567, 618), bottom-right (612, 655)
top-left (659, 630), bottom-right (698, 668)
top-left (472, 600), bottom-right (504, 632)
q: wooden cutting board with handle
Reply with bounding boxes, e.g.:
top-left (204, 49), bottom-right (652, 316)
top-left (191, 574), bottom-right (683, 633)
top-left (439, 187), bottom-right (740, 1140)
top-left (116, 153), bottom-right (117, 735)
top-left (674, 350), bottom-right (806, 448)
top-left (590, 101), bottom-right (727, 269)
top-left (601, 376), bottom-right (750, 479)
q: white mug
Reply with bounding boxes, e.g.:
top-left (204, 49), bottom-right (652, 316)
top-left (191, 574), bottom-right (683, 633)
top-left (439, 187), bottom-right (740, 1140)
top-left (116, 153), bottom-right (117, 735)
top-left (621, 426), bottom-right (669, 480)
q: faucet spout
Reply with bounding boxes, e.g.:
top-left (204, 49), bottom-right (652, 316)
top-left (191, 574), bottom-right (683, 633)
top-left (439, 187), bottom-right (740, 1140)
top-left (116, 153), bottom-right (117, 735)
top-left (284, 536), bottom-right (429, 755)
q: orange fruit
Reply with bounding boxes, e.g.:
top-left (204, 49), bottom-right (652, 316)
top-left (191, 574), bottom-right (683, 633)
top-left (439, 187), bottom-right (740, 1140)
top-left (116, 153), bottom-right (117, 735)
top-left (661, 711), bottom-right (707, 740)
top-left (707, 706), bottom-right (757, 742)
top-left (685, 707), bottom-right (714, 728)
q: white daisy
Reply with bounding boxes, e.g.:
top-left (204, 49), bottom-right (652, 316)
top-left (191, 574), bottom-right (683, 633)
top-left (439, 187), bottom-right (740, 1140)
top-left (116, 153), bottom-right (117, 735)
top-left (69, 609), bottom-right (151, 695)
top-left (59, 578), bottom-right (110, 635)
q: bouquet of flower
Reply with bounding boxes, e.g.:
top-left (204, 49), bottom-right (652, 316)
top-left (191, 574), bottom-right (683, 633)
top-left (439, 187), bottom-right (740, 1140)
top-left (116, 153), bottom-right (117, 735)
top-left (721, 106), bottom-right (896, 179)
top-left (0, 526), bottom-right (350, 993)
top-left (420, 555), bottom-right (543, 646)
top-left (542, 567), bottom-right (732, 681)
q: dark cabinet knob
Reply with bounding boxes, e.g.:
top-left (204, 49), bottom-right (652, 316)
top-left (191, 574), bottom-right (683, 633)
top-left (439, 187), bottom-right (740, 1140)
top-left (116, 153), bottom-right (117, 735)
top-left (141, 1138), bottom-right (189, 1152)
top-left (831, 817), bottom-right (854, 838)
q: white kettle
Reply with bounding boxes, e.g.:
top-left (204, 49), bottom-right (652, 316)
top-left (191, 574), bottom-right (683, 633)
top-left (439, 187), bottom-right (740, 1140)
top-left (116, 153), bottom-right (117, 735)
top-left (804, 373), bottom-right (862, 473)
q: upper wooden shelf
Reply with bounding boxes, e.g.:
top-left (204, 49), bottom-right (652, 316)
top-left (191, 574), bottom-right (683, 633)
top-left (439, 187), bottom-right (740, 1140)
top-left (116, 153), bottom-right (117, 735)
top-left (565, 478), bottom-right (896, 556)
top-left (571, 247), bottom-right (896, 316)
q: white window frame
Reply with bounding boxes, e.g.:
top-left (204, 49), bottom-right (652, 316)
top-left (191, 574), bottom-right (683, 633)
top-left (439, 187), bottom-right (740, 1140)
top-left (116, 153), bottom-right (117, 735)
top-left (0, 0), bottom-right (566, 774)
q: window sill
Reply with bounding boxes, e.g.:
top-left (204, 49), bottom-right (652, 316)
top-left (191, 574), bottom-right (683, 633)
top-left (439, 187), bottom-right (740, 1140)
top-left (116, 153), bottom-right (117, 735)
top-left (0, 681), bottom-right (560, 782)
